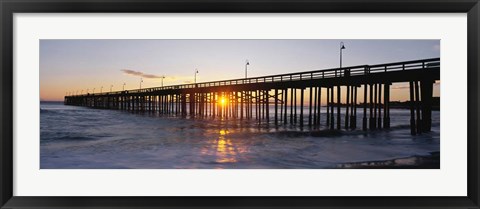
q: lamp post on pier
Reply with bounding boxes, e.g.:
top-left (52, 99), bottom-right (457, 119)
top-left (123, 83), bottom-right (126, 91)
top-left (160, 76), bottom-right (165, 87)
top-left (140, 78), bottom-right (143, 89)
top-left (194, 69), bottom-right (199, 84)
top-left (100, 86), bottom-right (103, 93)
top-left (110, 85), bottom-right (113, 92)
top-left (340, 42), bottom-right (345, 69)
top-left (245, 59), bottom-right (250, 78)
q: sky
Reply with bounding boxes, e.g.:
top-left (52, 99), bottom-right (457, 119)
top-left (40, 39), bottom-right (440, 102)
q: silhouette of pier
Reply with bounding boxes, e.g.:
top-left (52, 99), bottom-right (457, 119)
top-left (64, 58), bottom-right (440, 135)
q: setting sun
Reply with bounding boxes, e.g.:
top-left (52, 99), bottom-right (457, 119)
top-left (220, 97), bottom-right (227, 105)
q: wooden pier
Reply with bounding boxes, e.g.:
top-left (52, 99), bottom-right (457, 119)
top-left (64, 58), bottom-right (440, 135)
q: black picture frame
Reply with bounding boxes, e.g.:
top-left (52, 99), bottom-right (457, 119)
top-left (1, 0), bottom-right (479, 208)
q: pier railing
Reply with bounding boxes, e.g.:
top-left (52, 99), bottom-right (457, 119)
top-left (74, 58), bottom-right (439, 96)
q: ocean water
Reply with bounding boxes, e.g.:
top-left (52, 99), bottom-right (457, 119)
top-left (40, 102), bottom-right (440, 169)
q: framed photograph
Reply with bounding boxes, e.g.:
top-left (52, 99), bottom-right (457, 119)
top-left (1, 0), bottom-right (479, 208)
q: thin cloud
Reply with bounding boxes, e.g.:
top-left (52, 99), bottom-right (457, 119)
top-left (121, 69), bottom-right (162, 79)
top-left (121, 69), bottom-right (196, 85)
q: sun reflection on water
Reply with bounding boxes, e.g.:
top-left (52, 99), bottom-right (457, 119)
top-left (216, 129), bottom-right (237, 163)
top-left (199, 127), bottom-right (249, 167)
